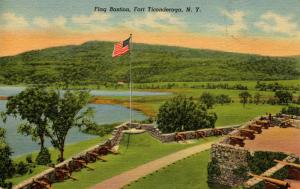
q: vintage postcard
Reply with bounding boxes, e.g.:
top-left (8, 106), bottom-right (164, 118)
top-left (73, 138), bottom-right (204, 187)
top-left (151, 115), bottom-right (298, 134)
top-left (0, 0), bottom-right (300, 189)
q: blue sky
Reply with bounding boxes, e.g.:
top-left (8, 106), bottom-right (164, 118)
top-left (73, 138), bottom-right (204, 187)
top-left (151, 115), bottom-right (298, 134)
top-left (1, 0), bottom-right (300, 56)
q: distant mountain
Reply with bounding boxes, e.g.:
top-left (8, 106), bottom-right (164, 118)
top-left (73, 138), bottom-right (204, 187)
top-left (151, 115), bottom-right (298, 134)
top-left (0, 41), bottom-right (299, 85)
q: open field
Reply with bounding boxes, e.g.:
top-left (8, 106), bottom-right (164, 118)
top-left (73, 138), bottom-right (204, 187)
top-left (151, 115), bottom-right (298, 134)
top-left (51, 134), bottom-right (219, 189)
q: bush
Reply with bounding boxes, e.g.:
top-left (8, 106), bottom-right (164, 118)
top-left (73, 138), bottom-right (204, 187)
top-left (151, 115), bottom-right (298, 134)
top-left (26, 154), bottom-right (33, 164)
top-left (0, 128), bottom-right (15, 188)
top-left (36, 147), bottom-right (51, 165)
top-left (157, 95), bottom-right (217, 133)
top-left (14, 161), bottom-right (29, 175)
top-left (81, 123), bottom-right (118, 136)
top-left (274, 90), bottom-right (293, 104)
top-left (248, 151), bottom-right (287, 175)
top-left (200, 92), bottom-right (215, 109)
top-left (281, 106), bottom-right (300, 116)
top-left (215, 94), bottom-right (232, 105)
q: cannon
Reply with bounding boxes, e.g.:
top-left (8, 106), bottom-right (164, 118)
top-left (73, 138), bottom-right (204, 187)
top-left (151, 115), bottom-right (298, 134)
top-left (229, 136), bottom-right (245, 147)
top-left (256, 120), bottom-right (270, 129)
top-left (240, 129), bottom-right (255, 140)
top-left (280, 120), bottom-right (293, 128)
top-left (249, 173), bottom-right (290, 189)
top-left (87, 151), bottom-right (107, 162)
top-left (212, 129), bottom-right (224, 136)
top-left (248, 124), bottom-right (263, 134)
top-left (71, 157), bottom-right (94, 171)
top-left (275, 160), bottom-right (300, 180)
top-left (31, 178), bottom-right (52, 189)
top-left (54, 165), bottom-right (77, 181)
top-left (194, 130), bottom-right (206, 139)
top-left (175, 132), bottom-right (186, 142)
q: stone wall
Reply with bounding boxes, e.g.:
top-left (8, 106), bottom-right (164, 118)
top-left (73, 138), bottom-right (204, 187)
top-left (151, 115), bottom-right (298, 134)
top-left (13, 123), bottom-right (239, 189)
top-left (208, 143), bottom-right (250, 187)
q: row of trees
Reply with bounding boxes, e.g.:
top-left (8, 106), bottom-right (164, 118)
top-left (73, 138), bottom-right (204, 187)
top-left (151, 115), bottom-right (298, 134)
top-left (238, 90), bottom-right (298, 107)
top-left (199, 92), bottom-right (232, 109)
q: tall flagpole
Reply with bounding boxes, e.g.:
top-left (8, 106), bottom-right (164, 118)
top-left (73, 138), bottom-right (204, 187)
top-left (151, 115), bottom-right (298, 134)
top-left (129, 34), bottom-right (133, 125)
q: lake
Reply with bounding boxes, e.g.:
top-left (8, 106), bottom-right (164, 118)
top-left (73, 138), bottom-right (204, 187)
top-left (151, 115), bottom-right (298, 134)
top-left (0, 87), bottom-right (170, 156)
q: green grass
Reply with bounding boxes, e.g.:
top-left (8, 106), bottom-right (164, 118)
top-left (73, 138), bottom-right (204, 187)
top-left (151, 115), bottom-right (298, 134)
top-left (213, 103), bottom-right (283, 126)
top-left (124, 150), bottom-right (231, 189)
top-left (52, 133), bottom-right (219, 189)
top-left (9, 135), bottom-right (110, 185)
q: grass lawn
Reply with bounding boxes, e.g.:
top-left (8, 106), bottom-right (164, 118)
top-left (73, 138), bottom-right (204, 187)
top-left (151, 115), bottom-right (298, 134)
top-left (52, 133), bottom-right (219, 189)
top-left (124, 150), bottom-right (232, 189)
top-left (9, 135), bottom-right (111, 185)
top-left (212, 103), bottom-right (283, 126)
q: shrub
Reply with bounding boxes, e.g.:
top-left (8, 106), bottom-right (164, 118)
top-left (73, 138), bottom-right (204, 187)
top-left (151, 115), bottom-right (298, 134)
top-left (200, 92), bottom-right (215, 109)
top-left (26, 154), bottom-right (33, 164)
top-left (248, 151), bottom-right (287, 175)
top-left (14, 161), bottom-right (29, 175)
top-left (36, 147), bottom-right (51, 165)
top-left (215, 94), bottom-right (232, 105)
top-left (281, 106), bottom-right (300, 116)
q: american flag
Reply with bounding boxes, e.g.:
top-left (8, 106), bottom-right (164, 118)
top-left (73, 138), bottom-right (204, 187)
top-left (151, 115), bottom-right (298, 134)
top-left (112, 37), bottom-right (131, 58)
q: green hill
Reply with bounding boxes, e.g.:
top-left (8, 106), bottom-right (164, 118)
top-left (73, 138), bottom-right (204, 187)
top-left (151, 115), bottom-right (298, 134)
top-left (0, 41), bottom-right (299, 85)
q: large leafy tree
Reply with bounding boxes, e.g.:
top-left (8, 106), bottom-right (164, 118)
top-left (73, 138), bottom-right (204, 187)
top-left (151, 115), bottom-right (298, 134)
top-left (4, 87), bottom-right (53, 152)
top-left (157, 96), bottom-right (217, 133)
top-left (45, 91), bottom-right (94, 162)
top-left (0, 128), bottom-right (14, 188)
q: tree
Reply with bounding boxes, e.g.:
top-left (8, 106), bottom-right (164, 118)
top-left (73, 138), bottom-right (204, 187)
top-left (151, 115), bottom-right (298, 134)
top-left (275, 90), bottom-right (293, 105)
top-left (0, 128), bottom-right (14, 188)
top-left (239, 91), bottom-right (252, 108)
top-left (200, 92), bottom-right (215, 109)
top-left (215, 94), bottom-right (231, 105)
top-left (157, 96), bottom-right (217, 133)
top-left (45, 91), bottom-right (94, 162)
top-left (3, 86), bottom-right (54, 164)
top-left (253, 92), bottom-right (262, 105)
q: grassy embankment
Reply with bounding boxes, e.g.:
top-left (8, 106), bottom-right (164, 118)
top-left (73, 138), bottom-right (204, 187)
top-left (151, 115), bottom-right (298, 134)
top-left (11, 133), bottom-right (219, 188)
top-left (52, 133), bottom-right (219, 189)
top-left (9, 135), bottom-right (111, 185)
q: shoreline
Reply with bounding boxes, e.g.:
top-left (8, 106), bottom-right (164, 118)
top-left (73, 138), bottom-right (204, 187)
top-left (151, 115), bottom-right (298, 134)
top-left (0, 96), bottom-right (155, 117)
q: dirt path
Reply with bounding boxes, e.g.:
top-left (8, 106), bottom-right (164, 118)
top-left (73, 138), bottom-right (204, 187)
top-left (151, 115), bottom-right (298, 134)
top-left (90, 141), bottom-right (215, 189)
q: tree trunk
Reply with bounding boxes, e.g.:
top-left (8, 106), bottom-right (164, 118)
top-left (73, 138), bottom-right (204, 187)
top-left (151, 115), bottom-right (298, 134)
top-left (40, 134), bottom-right (45, 150)
top-left (59, 145), bottom-right (65, 162)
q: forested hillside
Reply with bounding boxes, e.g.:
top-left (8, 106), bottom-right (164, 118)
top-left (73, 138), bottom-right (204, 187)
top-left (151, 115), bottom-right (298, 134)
top-left (0, 41), bottom-right (299, 85)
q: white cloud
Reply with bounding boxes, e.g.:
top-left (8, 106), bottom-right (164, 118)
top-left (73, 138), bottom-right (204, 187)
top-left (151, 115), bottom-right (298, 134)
top-left (53, 16), bottom-right (67, 27)
top-left (209, 10), bottom-right (247, 35)
top-left (255, 11), bottom-right (298, 35)
top-left (2, 12), bottom-right (29, 28)
top-left (123, 12), bottom-right (185, 31)
top-left (33, 17), bottom-right (50, 28)
top-left (71, 12), bottom-right (109, 24)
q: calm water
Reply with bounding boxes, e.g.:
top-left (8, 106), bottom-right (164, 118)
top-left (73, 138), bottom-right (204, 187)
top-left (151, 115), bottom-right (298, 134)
top-left (0, 102), bottom-right (147, 157)
top-left (0, 86), bottom-right (170, 97)
top-left (0, 87), bottom-right (169, 156)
